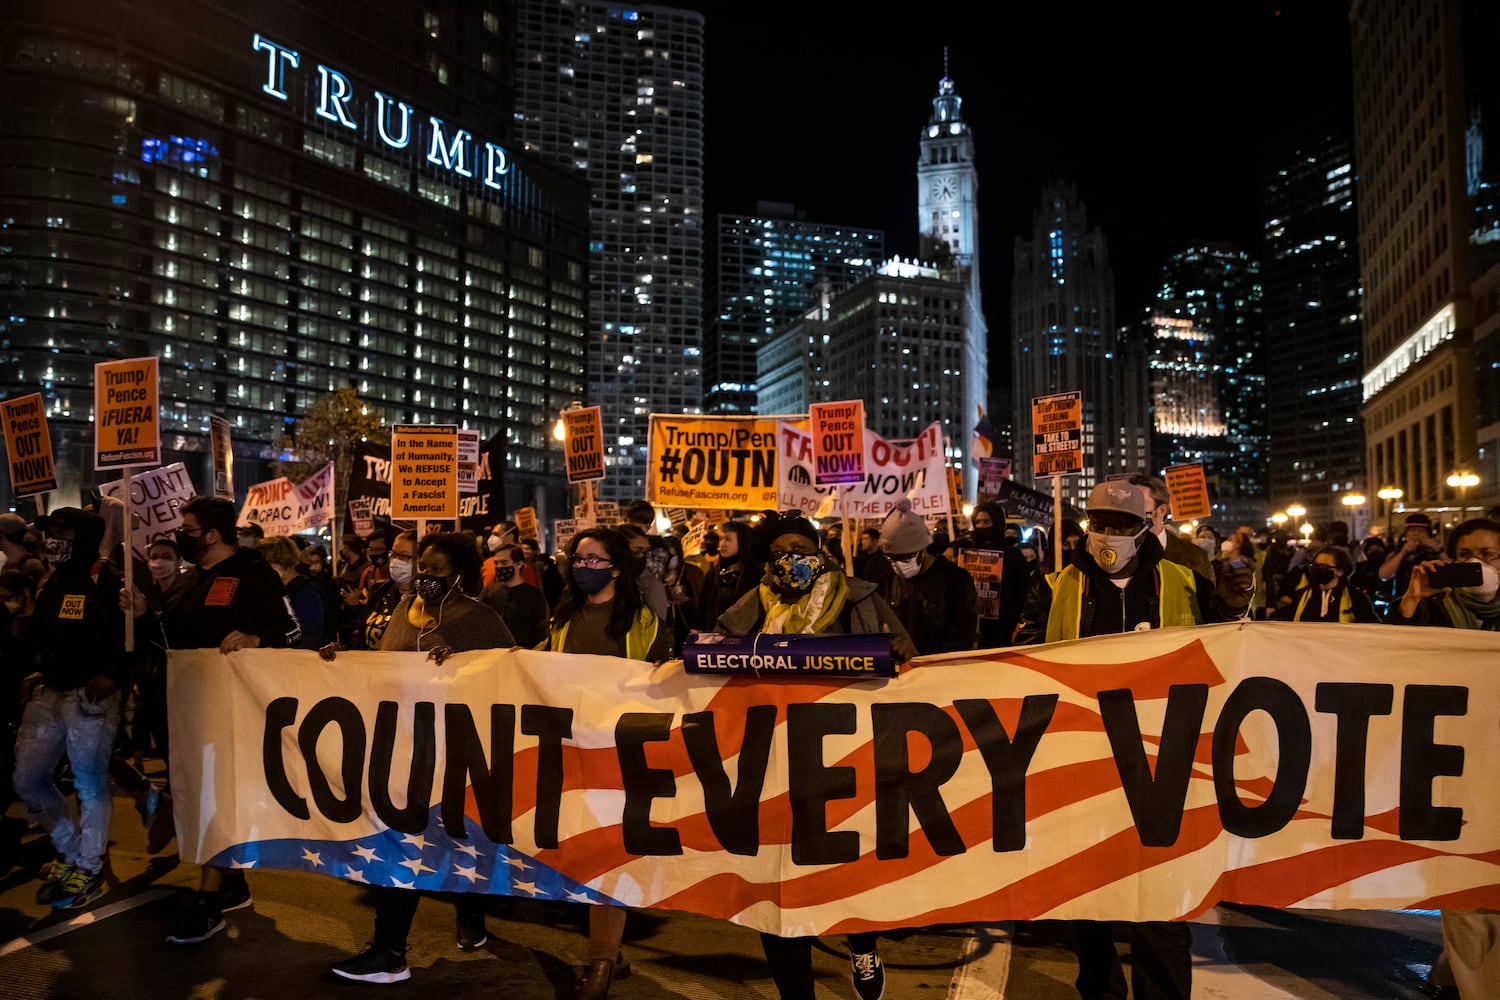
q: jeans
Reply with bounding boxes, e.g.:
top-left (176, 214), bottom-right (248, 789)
top-left (13, 685), bottom-right (121, 873)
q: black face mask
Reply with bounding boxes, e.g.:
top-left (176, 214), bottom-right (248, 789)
top-left (1306, 564), bottom-right (1338, 586)
top-left (176, 529), bottom-right (201, 564)
top-left (413, 574), bottom-right (455, 603)
top-left (370, 552), bottom-right (389, 567)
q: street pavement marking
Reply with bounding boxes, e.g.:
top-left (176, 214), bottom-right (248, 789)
top-left (947, 926), bottom-right (1011, 1000)
top-left (0, 887), bottom-right (174, 958)
top-left (1190, 923), bottom-right (1303, 999)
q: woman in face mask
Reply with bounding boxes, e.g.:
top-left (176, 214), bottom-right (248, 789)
top-left (543, 527), bottom-right (671, 1000)
top-left (1195, 525), bottom-right (1222, 557)
top-left (1272, 544), bottom-right (1379, 623)
top-left (1394, 518), bottom-right (1500, 630)
top-left (710, 511), bottom-right (915, 1000)
top-left (696, 520), bottom-right (762, 631)
top-left (327, 531), bottom-right (514, 985)
top-left (1389, 516), bottom-right (1500, 999)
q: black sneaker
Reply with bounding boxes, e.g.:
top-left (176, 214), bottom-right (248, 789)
top-left (165, 895), bottom-right (225, 945)
top-left (35, 861), bottom-right (74, 905)
top-left (455, 916), bottom-right (488, 952)
top-left (52, 867), bottom-right (108, 909)
top-left (332, 943), bottom-right (411, 984)
top-left (216, 880), bottom-right (252, 913)
top-left (850, 944), bottom-right (885, 1000)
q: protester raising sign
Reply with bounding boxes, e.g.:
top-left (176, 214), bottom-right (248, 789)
top-left (99, 463), bottom-right (196, 556)
top-left (94, 357), bottom-right (161, 470)
top-left (776, 420), bottom-right (949, 519)
top-left (238, 463), bottom-right (337, 536)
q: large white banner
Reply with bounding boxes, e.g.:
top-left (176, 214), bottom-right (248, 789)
top-left (170, 623), bottom-right (1500, 938)
top-left (776, 420), bottom-right (949, 520)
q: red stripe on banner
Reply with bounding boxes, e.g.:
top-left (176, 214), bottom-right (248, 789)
top-left (1411, 883), bottom-right (1500, 910)
top-left (1203, 840), bottom-right (1459, 910)
top-left (1000, 638), bottom-right (1228, 698)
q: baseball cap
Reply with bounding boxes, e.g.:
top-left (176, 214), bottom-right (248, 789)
top-left (1404, 513), bottom-right (1433, 531)
top-left (1085, 481), bottom-right (1148, 520)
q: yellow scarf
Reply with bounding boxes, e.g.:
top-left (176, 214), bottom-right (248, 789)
top-left (758, 571), bottom-right (849, 635)
top-left (407, 596), bottom-right (437, 629)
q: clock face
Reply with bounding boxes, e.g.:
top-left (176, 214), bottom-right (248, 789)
top-left (931, 176), bottom-right (956, 201)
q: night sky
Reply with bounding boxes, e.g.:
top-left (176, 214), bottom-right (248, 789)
top-left (689, 1), bottom-right (1354, 375)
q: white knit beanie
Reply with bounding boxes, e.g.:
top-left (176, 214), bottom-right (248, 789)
top-left (879, 499), bottom-right (932, 553)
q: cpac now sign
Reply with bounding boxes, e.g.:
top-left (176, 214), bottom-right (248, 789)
top-left (169, 624), bottom-right (1500, 938)
top-left (251, 33), bottom-right (513, 195)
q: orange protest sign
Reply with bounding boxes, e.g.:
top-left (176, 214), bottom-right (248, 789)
top-left (390, 424), bottom-right (458, 520)
top-left (1, 393), bottom-right (58, 497)
top-left (563, 406), bottom-right (605, 483)
top-left (94, 357), bottom-right (161, 470)
top-left (1166, 462), bottom-right (1213, 522)
top-left (810, 400), bottom-right (865, 486)
top-left (514, 506), bottom-right (538, 542)
top-left (1031, 391), bottom-right (1082, 478)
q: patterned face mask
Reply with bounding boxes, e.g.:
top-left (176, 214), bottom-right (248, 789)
top-left (769, 552), bottom-right (824, 594)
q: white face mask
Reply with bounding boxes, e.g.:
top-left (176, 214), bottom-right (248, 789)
top-left (1087, 528), bottom-right (1148, 573)
top-left (1196, 538), bottom-right (1216, 555)
top-left (149, 557), bottom-right (177, 579)
top-left (388, 558), bottom-right (415, 587)
top-left (486, 534), bottom-right (503, 553)
top-left (892, 555), bottom-right (922, 579)
top-left (1461, 559), bottom-right (1500, 602)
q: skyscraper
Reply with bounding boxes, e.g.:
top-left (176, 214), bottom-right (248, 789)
top-left (512, 0), bottom-right (705, 501)
top-left (1351, 0), bottom-right (1500, 522)
top-left (0, 1), bottom-right (589, 514)
top-left (757, 260), bottom-right (971, 446)
top-left (1146, 245), bottom-right (1267, 528)
top-left (705, 203), bottom-right (882, 415)
top-left (916, 70), bottom-right (988, 494)
top-left (1263, 135), bottom-right (1366, 530)
top-left (1011, 183), bottom-right (1147, 507)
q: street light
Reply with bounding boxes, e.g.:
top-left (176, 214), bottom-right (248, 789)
top-left (1447, 472), bottom-right (1480, 519)
top-left (1377, 487), bottom-right (1403, 538)
top-left (1299, 522), bottom-right (1315, 543)
top-left (1271, 511), bottom-right (1288, 531)
top-left (1287, 503), bottom-right (1307, 536)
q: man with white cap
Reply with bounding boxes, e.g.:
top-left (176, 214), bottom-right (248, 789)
top-left (1013, 480), bottom-right (1253, 1000)
top-left (875, 499), bottom-right (977, 654)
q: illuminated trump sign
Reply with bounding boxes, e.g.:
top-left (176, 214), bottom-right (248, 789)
top-left (252, 33), bottom-right (512, 192)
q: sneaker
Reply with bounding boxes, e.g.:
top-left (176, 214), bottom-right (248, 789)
top-left (52, 867), bottom-right (108, 909)
top-left (455, 916), bottom-right (488, 952)
top-left (216, 880), bottom-right (253, 913)
top-left (850, 944), bottom-right (885, 1000)
top-left (165, 895), bottom-right (225, 945)
top-left (331, 943), bottom-right (411, 984)
top-left (36, 861), bottom-right (75, 905)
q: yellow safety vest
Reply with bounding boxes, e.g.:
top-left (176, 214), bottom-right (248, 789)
top-left (1293, 585), bottom-right (1354, 623)
top-left (549, 607), bottom-right (660, 661)
top-left (1044, 561), bottom-right (1200, 643)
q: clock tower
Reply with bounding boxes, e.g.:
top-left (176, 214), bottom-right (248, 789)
top-left (916, 63), bottom-right (986, 496)
top-left (917, 70), bottom-right (978, 272)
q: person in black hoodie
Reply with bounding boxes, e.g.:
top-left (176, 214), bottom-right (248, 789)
top-left (14, 507), bottom-right (129, 910)
top-left (695, 520), bottom-right (762, 630)
top-left (121, 495), bottom-right (299, 945)
top-left (966, 501), bottom-right (1032, 647)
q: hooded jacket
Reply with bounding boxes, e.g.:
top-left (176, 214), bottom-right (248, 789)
top-left (32, 509), bottom-right (130, 691)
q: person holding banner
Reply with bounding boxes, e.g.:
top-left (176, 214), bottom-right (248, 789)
top-left (1014, 481), bottom-right (1255, 1000)
top-left (121, 496), bottom-right (300, 944)
top-left (13, 508), bottom-right (130, 910)
top-left (1390, 517), bottom-right (1500, 997)
top-left (544, 527), bottom-right (671, 1000)
top-left (327, 531), bottom-right (514, 984)
top-left (258, 536), bottom-right (334, 648)
top-left (712, 511), bottom-right (915, 1000)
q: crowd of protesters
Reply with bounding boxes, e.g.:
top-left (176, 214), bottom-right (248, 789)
top-left (0, 482), bottom-right (1497, 998)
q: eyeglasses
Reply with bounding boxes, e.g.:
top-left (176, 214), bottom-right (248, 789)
top-left (885, 551), bottom-right (922, 563)
top-left (179, 526), bottom-right (203, 537)
top-left (1457, 548), bottom-right (1500, 563)
top-left (574, 555), bottom-right (613, 569)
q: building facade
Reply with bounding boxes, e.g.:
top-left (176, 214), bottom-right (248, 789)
top-left (1146, 244), bottom-right (1268, 528)
top-left (757, 260), bottom-right (971, 447)
top-left (0, 0), bottom-right (590, 517)
top-left (1351, 0), bottom-right (1499, 525)
top-left (1011, 182), bottom-right (1147, 507)
top-left (1262, 135), bottom-right (1366, 532)
top-left (704, 203), bottom-right (882, 415)
top-left (511, 0), bottom-right (705, 501)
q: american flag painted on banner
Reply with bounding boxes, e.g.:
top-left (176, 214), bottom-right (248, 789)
top-left (175, 623), bottom-right (1500, 937)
